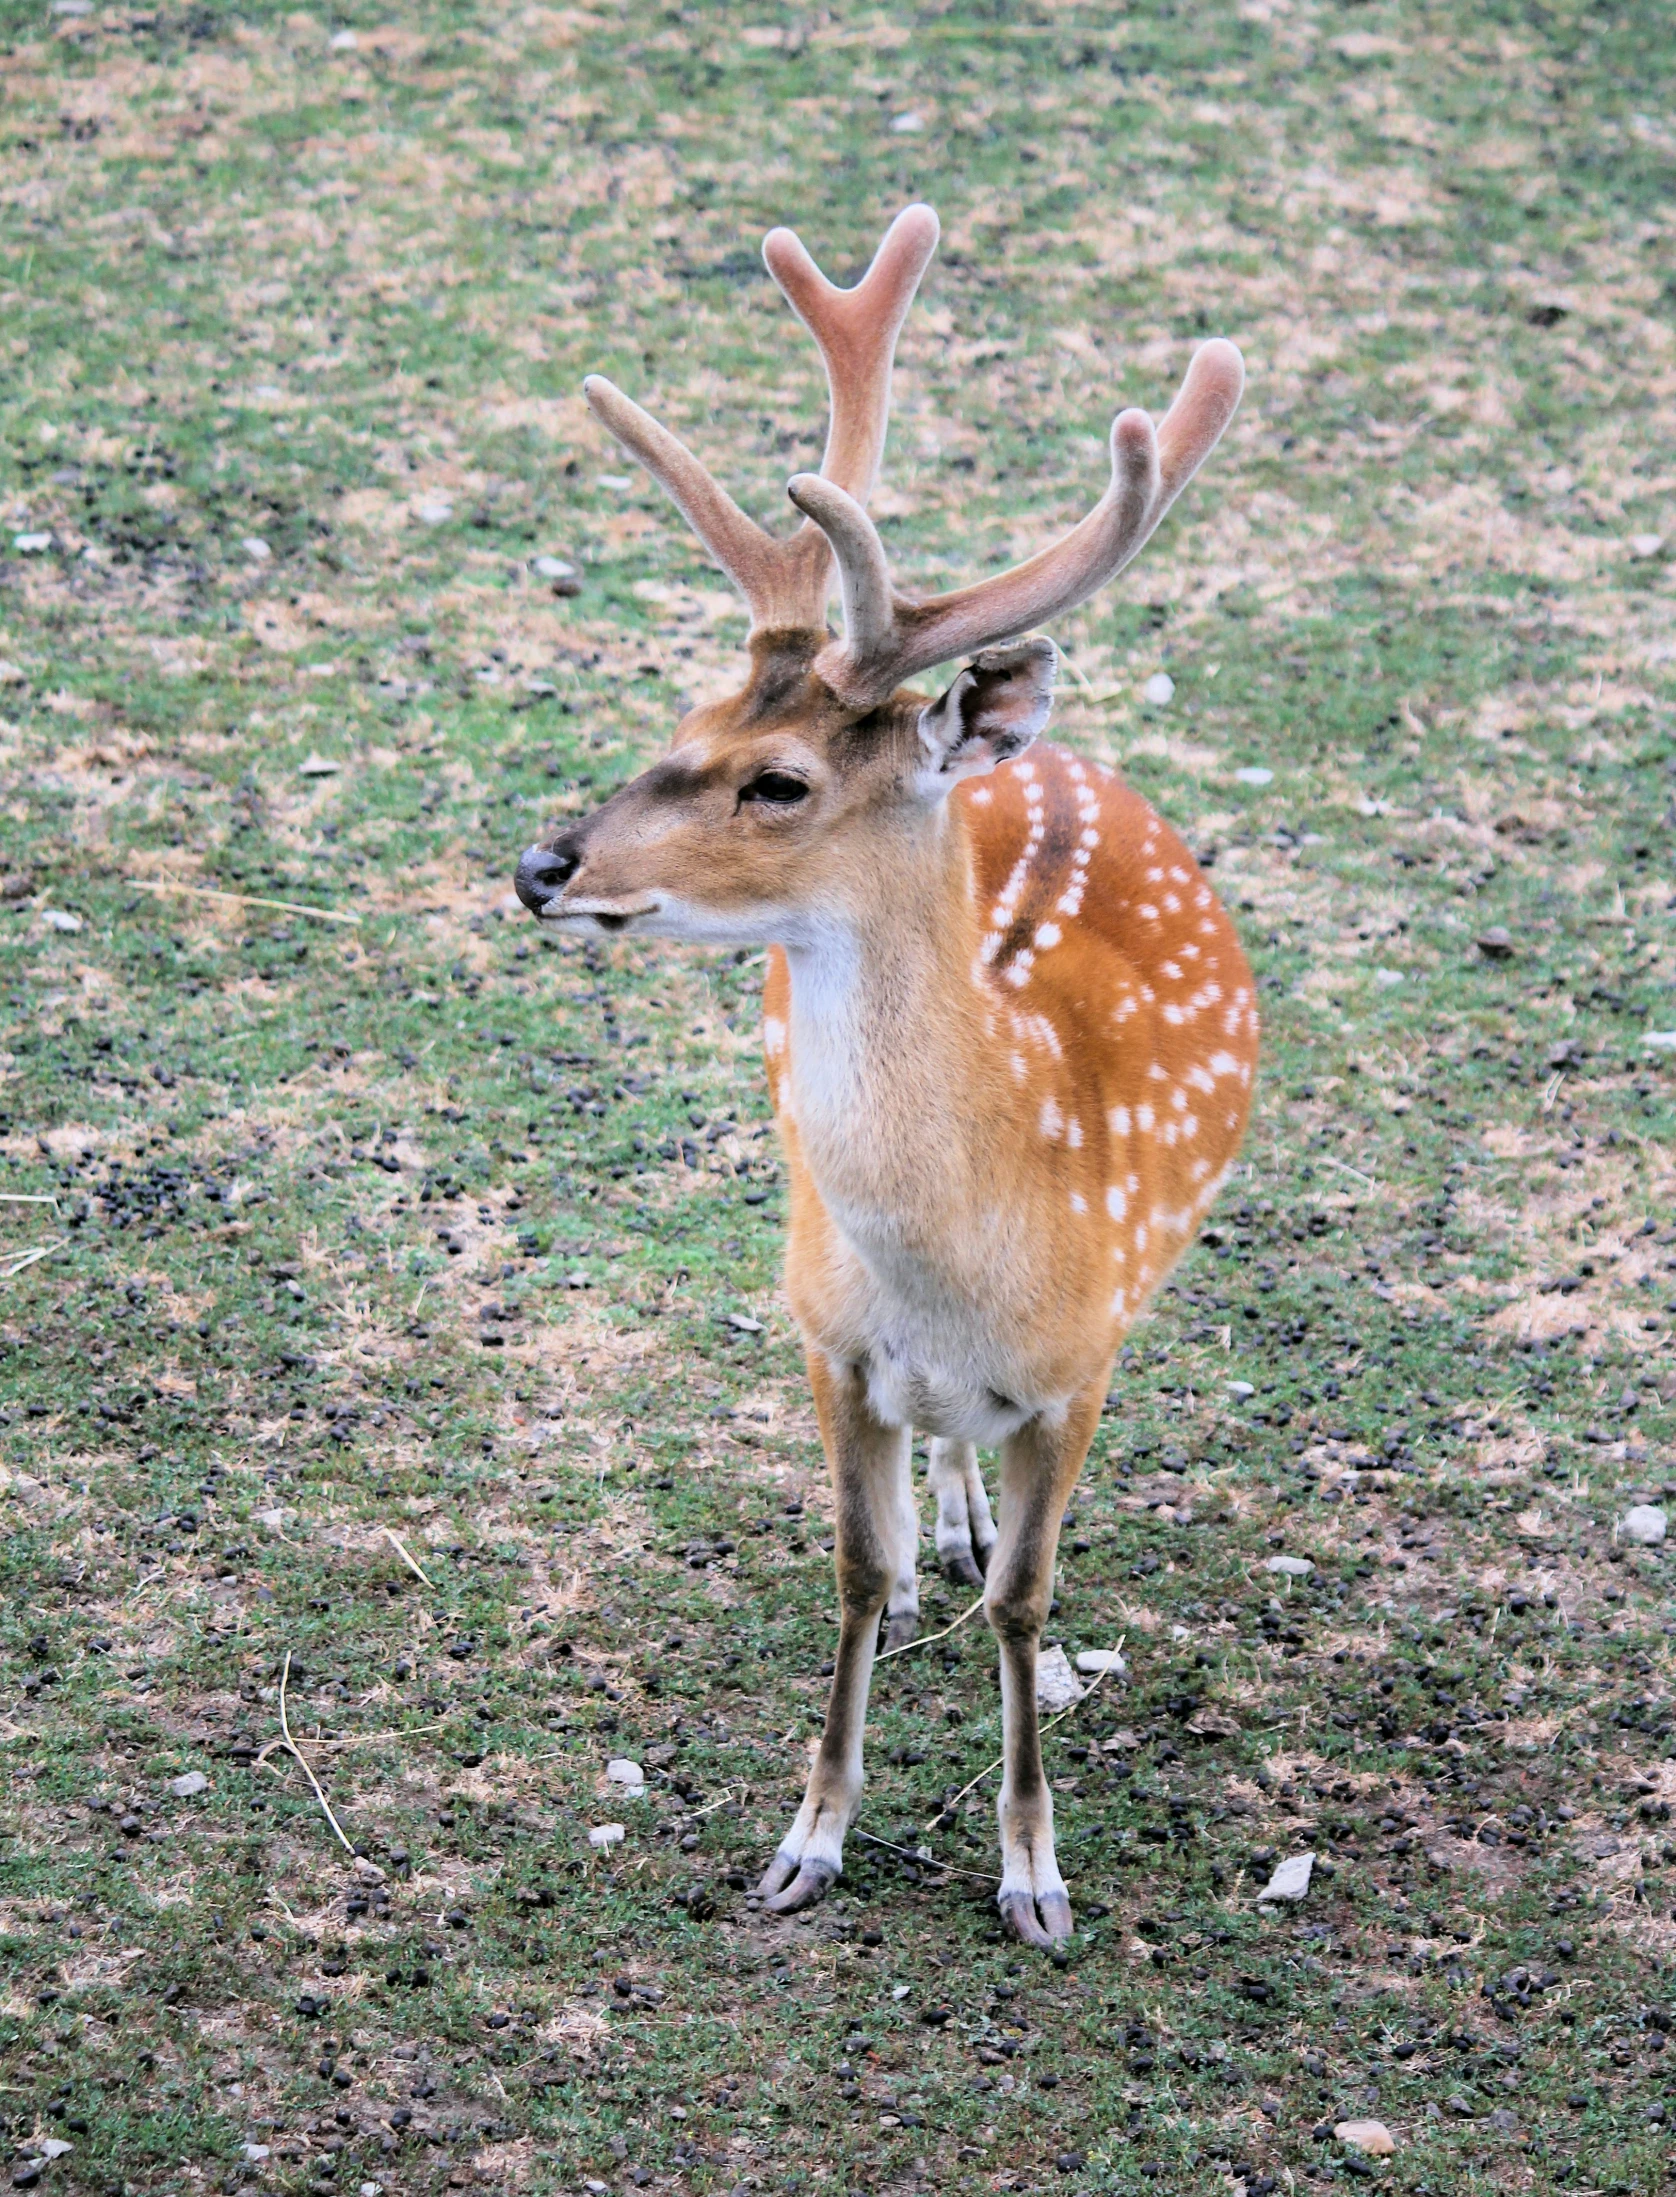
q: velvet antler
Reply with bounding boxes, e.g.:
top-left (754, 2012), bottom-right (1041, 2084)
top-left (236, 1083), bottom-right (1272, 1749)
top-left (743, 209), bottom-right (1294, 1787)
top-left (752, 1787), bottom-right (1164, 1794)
top-left (788, 339), bottom-right (1244, 707)
top-left (583, 204), bottom-right (939, 635)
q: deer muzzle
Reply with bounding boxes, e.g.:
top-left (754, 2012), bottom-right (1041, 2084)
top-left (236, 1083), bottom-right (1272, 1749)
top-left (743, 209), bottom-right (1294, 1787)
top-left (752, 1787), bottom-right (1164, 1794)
top-left (514, 838), bottom-right (581, 915)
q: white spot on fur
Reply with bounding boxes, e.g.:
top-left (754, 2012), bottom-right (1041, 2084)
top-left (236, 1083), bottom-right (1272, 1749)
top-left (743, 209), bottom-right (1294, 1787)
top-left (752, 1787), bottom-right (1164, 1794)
top-left (1040, 1095), bottom-right (1064, 1140)
top-left (1066, 1115), bottom-right (1083, 1150)
top-left (1034, 922), bottom-right (1062, 949)
top-left (1106, 1183), bottom-right (1127, 1220)
top-left (763, 1017), bottom-right (787, 1059)
top-left (1069, 1191), bottom-right (1087, 1214)
top-left (1109, 1104), bottom-right (1131, 1135)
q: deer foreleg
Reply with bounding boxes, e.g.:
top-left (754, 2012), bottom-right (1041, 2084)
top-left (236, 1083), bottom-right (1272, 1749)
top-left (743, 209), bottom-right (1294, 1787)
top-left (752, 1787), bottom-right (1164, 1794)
top-left (757, 1354), bottom-right (911, 1914)
top-left (984, 1385), bottom-right (1103, 1949)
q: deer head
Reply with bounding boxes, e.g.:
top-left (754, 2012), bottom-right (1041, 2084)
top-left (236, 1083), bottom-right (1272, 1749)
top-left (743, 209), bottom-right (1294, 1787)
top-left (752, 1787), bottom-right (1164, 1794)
top-left (514, 204), bottom-right (1242, 944)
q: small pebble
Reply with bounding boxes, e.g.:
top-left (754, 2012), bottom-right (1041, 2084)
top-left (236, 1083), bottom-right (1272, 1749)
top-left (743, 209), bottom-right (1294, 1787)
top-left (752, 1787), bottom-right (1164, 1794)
top-left (169, 1772), bottom-right (209, 1799)
top-left (1074, 1649), bottom-right (1128, 1678)
top-left (1234, 765), bottom-right (1273, 786)
top-left (1620, 1505), bottom-right (1666, 1546)
top-left (1475, 927), bottom-right (1514, 960)
top-left (1257, 1851), bottom-right (1315, 1904)
top-left (1035, 1645), bottom-right (1082, 1713)
top-left (606, 1758), bottom-right (645, 1794)
top-left (588, 1823), bottom-right (626, 1850)
top-left (1335, 2120), bottom-right (1395, 2157)
top-left (1265, 1555), bottom-right (1314, 1578)
top-left (1144, 672), bottom-right (1175, 705)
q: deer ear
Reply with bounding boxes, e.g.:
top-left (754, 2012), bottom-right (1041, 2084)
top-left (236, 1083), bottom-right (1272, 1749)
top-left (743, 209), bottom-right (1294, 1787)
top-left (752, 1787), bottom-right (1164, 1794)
top-left (916, 638), bottom-right (1057, 788)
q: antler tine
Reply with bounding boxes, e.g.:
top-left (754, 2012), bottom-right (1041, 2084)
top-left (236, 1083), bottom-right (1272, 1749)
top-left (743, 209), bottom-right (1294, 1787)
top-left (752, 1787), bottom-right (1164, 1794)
top-left (582, 205), bottom-right (939, 639)
top-left (764, 202), bottom-right (940, 509)
top-left (798, 337), bottom-right (1244, 708)
top-left (582, 376), bottom-right (821, 631)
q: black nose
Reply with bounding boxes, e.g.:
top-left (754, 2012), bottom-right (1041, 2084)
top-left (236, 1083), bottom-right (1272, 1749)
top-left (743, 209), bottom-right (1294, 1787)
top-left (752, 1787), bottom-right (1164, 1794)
top-left (515, 842), bottom-right (579, 913)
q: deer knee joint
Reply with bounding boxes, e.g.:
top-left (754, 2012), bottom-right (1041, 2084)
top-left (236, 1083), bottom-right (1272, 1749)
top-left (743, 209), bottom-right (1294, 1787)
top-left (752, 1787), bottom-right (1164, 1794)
top-left (837, 1550), bottom-right (892, 1615)
top-left (985, 1582), bottom-right (1048, 1645)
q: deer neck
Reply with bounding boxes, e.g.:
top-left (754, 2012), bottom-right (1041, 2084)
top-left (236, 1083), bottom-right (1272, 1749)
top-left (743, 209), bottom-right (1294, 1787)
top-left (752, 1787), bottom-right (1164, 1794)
top-left (781, 801), bottom-right (1000, 1248)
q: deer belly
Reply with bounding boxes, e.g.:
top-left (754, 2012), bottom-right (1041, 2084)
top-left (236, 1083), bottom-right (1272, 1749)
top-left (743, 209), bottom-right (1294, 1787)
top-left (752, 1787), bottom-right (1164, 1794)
top-left (860, 1328), bottom-right (1042, 1446)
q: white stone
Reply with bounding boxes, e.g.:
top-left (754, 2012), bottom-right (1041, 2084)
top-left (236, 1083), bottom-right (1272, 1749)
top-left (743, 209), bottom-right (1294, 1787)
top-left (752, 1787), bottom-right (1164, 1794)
top-left (297, 754), bottom-right (340, 777)
top-left (415, 497), bottom-right (453, 525)
top-left (1621, 1505), bottom-right (1667, 1547)
top-left (726, 1312), bottom-right (764, 1333)
top-left (1144, 672), bottom-right (1175, 705)
top-left (242, 536), bottom-right (272, 562)
top-left (1335, 2119), bottom-right (1396, 2156)
top-left (1234, 765), bottom-right (1273, 786)
top-left (41, 909), bottom-right (82, 933)
top-left (1643, 1030), bottom-right (1676, 1052)
top-left (1035, 1644), bottom-right (1082, 1713)
top-left (1226, 1379), bottom-right (1255, 1399)
top-left (588, 1822), bottom-right (626, 1850)
top-left (242, 2145), bottom-right (271, 2163)
top-left (255, 1508), bottom-right (285, 1531)
top-left (169, 1771), bottom-right (209, 1798)
top-left (1074, 1649), bottom-right (1129, 1679)
top-left (1258, 1850), bottom-right (1315, 1903)
top-left (606, 1758), bottom-right (645, 1793)
top-left (0, 661), bottom-right (25, 686)
top-left (29, 2140), bottom-right (74, 2161)
top-left (1374, 967), bottom-right (1405, 987)
top-left (354, 1856), bottom-right (387, 1883)
top-left (1265, 1555), bottom-right (1314, 1578)
top-left (1628, 533), bottom-right (1665, 560)
top-left (532, 555), bottom-right (576, 581)
top-left (13, 532), bottom-right (52, 553)
top-left (890, 111), bottom-right (924, 132)
top-left (597, 474), bottom-right (634, 492)
top-left (329, 28), bottom-right (359, 48)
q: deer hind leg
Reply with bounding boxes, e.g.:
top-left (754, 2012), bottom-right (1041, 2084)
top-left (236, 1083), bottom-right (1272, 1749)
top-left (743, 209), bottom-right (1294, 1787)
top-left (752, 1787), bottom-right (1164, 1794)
top-left (757, 1353), bottom-right (912, 1915)
top-left (927, 1436), bottom-right (998, 1587)
top-left (881, 1445), bottom-right (921, 1652)
top-left (984, 1385), bottom-right (1103, 1949)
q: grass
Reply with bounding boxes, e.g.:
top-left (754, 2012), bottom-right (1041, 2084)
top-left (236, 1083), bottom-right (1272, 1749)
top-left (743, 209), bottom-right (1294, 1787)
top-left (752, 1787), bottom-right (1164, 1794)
top-left (0, 1), bottom-right (1673, 2192)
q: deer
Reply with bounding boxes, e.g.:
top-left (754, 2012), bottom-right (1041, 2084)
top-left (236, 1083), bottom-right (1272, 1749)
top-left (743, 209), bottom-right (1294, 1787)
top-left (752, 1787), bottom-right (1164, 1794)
top-left (514, 204), bottom-right (1256, 1947)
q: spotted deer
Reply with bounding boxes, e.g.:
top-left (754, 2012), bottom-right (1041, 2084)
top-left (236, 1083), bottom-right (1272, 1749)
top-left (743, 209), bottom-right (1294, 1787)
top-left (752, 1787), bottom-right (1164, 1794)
top-left (515, 205), bottom-right (1256, 1945)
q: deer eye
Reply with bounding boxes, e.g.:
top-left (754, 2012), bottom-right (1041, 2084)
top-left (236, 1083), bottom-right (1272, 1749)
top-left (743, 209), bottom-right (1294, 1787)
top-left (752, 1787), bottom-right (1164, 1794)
top-left (741, 771), bottom-right (809, 807)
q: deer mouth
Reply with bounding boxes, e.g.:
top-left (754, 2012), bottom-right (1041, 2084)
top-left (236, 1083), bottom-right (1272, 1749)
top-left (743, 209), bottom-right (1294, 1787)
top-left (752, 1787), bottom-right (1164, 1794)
top-left (536, 896), bottom-right (657, 932)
